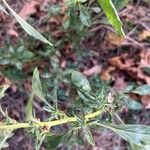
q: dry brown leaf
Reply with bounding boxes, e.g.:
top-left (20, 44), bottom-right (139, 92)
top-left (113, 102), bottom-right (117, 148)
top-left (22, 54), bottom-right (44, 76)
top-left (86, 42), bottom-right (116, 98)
top-left (139, 30), bottom-right (150, 41)
top-left (106, 31), bottom-right (125, 46)
top-left (8, 29), bottom-right (19, 37)
top-left (137, 50), bottom-right (150, 84)
top-left (101, 66), bottom-right (116, 81)
top-left (113, 76), bottom-right (127, 91)
top-left (83, 65), bottom-right (102, 76)
top-left (19, 1), bottom-right (39, 20)
top-left (141, 95), bottom-right (150, 109)
top-left (108, 54), bottom-right (134, 69)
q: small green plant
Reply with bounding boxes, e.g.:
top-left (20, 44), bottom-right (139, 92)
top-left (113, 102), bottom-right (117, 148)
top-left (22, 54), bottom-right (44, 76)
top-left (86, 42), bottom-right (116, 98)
top-left (1, 69), bottom-right (150, 149)
top-left (0, 0), bottom-right (150, 150)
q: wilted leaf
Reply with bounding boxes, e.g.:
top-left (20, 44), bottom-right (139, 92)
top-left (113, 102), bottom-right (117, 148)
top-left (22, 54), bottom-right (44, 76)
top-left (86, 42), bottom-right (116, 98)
top-left (32, 68), bottom-right (45, 101)
top-left (98, 0), bottom-right (125, 36)
top-left (123, 96), bottom-right (143, 110)
top-left (71, 71), bottom-right (91, 92)
top-left (2, 0), bottom-right (53, 46)
top-left (108, 124), bottom-right (150, 145)
top-left (0, 85), bottom-right (9, 99)
top-left (132, 85), bottom-right (150, 95)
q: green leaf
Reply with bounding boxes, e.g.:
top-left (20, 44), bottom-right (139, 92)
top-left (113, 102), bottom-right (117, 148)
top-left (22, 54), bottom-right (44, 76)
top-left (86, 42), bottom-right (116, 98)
top-left (83, 127), bottom-right (95, 146)
top-left (43, 135), bottom-right (63, 149)
top-left (108, 124), bottom-right (150, 145)
top-left (32, 68), bottom-right (45, 101)
top-left (25, 94), bottom-right (33, 121)
top-left (0, 85), bottom-right (9, 99)
top-left (97, 0), bottom-right (125, 36)
top-left (132, 85), bottom-right (150, 95)
top-left (143, 67), bottom-right (150, 76)
top-left (2, 0), bottom-right (53, 46)
top-left (112, 0), bottom-right (129, 10)
top-left (0, 4), bottom-right (8, 15)
top-left (131, 143), bottom-right (150, 150)
top-left (79, 6), bottom-right (91, 27)
top-left (123, 96), bottom-right (143, 110)
top-left (91, 7), bottom-right (101, 13)
top-left (0, 129), bottom-right (14, 149)
top-left (71, 70), bottom-right (91, 92)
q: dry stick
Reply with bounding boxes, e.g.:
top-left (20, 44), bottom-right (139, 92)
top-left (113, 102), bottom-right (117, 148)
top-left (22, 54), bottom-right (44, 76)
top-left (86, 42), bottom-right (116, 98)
top-left (0, 110), bottom-right (103, 130)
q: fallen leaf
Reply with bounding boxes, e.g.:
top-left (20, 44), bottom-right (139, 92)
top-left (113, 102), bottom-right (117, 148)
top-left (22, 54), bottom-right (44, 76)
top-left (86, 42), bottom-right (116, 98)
top-left (137, 50), bottom-right (150, 84)
top-left (101, 66), bottom-right (116, 81)
top-left (8, 29), bottom-right (19, 37)
top-left (108, 54), bottom-right (135, 70)
top-left (141, 95), bottom-right (150, 109)
top-left (107, 31), bottom-right (125, 46)
top-left (84, 65), bottom-right (102, 76)
top-left (113, 76), bottom-right (127, 91)
top-left (19, 1), bottom-right (39, 20)
top-left (139, 30), bottom-right (150, 41)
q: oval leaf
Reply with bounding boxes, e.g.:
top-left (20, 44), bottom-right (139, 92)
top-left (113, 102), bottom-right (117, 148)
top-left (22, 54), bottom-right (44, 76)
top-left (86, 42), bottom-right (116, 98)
top-left (80, 6), bottom-right (91, 27)
top-left (132, 85), bottom-right (150, 95)
top-left (124, 96), bottom-right (143, 110)
top-left (71, 71), bottom-right (91, 92)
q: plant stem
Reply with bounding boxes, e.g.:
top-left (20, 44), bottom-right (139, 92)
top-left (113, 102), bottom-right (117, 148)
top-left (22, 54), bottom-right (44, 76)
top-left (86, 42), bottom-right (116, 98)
top-left (0, 110), bottom-right (102, 130)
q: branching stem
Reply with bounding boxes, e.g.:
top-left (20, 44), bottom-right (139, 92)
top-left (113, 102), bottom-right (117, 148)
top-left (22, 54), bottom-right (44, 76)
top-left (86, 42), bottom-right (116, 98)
top-left (0, 110), bottom-right (102, 130)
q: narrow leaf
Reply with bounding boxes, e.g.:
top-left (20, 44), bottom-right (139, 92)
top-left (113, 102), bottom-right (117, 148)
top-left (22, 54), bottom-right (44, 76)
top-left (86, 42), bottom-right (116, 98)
top-left (132, 85), bottom-right (150, 95)
top-left (32, 68), bottom-right (45, 101)
top-left (97, 0), bottom-right (125, 36)
top-left (0, 85), bottom-right (9, 99)
top-left (2, 0), bottom-right (53, 46)
top-left (25, 94), bottom-right (33, 121)
top-left (0, 4), bottom-right (8, 15)
top-left (0, 129), bottom-right (14, 149)
top-left (83, 127), bottom-right (95, 146)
